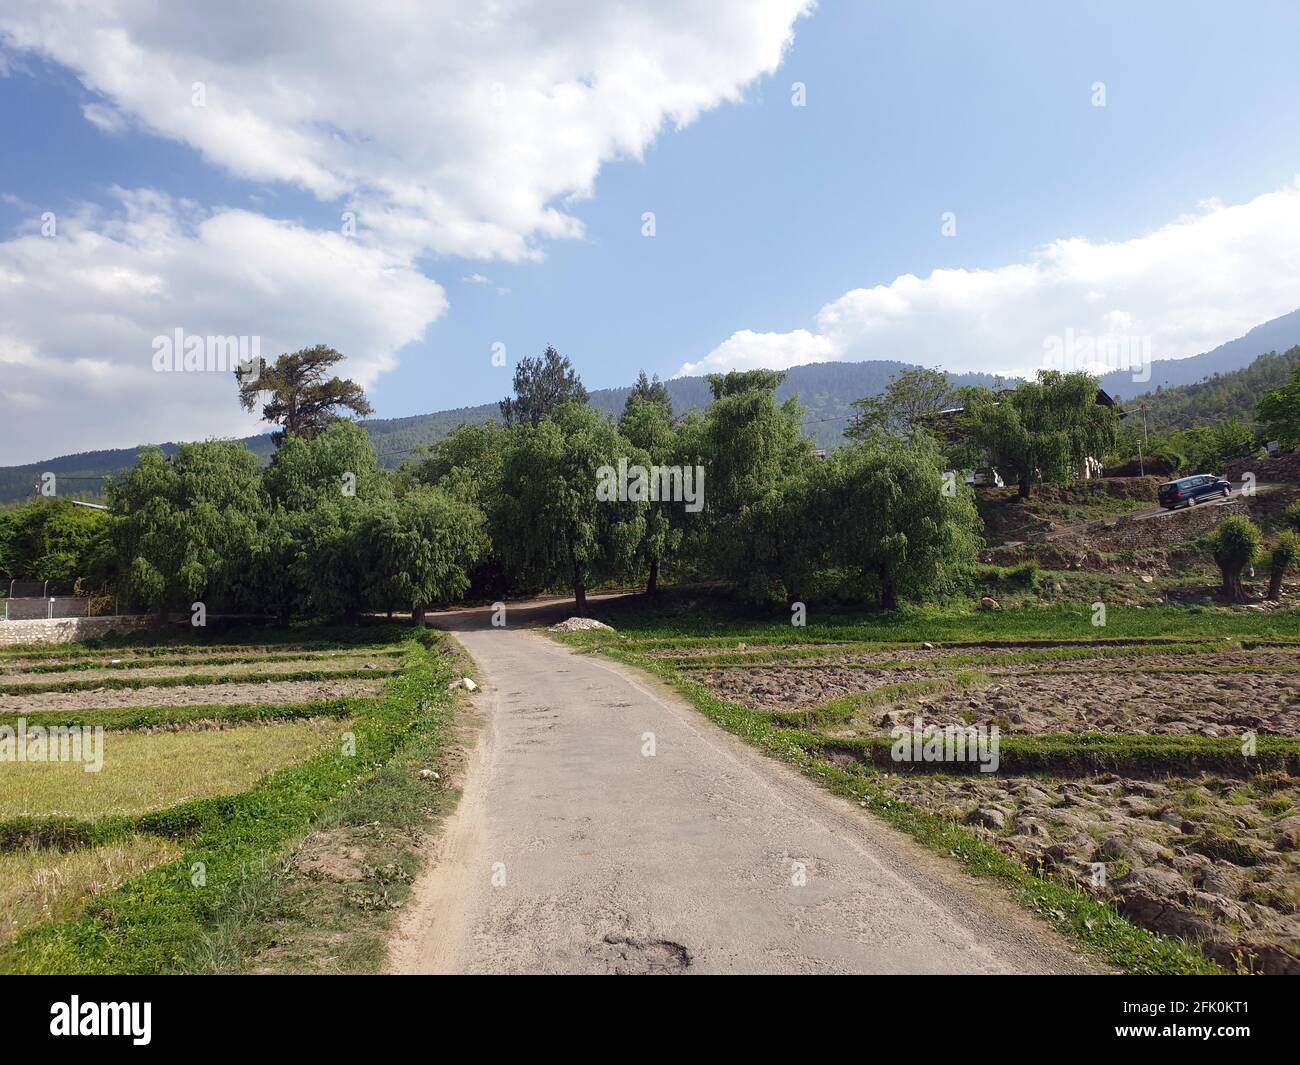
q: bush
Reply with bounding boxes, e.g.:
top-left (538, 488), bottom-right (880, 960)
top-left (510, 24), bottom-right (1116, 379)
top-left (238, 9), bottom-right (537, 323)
top-left (1283, 499), bottom-right (1300, 531)
top-left (1007, 560), bottom-right (1041, 589)
top-left (1268, 531), bottom-right (1300, 601)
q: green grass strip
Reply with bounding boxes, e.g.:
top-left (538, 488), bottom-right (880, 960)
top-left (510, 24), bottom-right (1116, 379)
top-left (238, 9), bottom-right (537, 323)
top-left (672, 639), bottom-right (1222, 671)
top-left (798, 732), bottom-right (1300, 779)
top-left (8, 697), bottom-right (369, 733)
top-left (767, 671), bottom-right (993, 729)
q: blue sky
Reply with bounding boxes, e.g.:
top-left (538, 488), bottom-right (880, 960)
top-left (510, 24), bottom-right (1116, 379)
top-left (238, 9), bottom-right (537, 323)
top-left (3, 0), bottom-right (1300, 461)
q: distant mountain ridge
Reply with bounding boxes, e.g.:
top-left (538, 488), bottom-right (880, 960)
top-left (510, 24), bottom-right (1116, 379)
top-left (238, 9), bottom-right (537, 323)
top-left (5, 307), bottom-right (1300, 504)
top-left (1101, 308), bottom-right (1300, 399)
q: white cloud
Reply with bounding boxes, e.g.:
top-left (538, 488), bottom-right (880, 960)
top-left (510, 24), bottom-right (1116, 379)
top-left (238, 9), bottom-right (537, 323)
top-left (680, 182), bottom-right (1300, 379)
top-left (463, 273), bottom-right (491, 284)
top-left (81, 101), bottom-right (128, 134)
top-left (0, 0), bottom-right (811, 262)
top-left (0, 190), bottom-right (446, 464)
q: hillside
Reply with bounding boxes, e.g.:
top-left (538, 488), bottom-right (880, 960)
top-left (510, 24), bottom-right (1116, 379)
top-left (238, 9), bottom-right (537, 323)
top-left (1128, 346), bottom-right (1300, 432)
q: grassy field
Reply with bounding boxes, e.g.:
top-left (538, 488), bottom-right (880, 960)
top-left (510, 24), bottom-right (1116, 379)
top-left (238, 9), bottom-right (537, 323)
top-left (554, 591), bottom-right (1300, 976)
top-left (0, 717), bottom-right (346, 819)
top-left (0, 621), bottom-right (469, 974)
top-left (0, 836), bottom-right (181, 947)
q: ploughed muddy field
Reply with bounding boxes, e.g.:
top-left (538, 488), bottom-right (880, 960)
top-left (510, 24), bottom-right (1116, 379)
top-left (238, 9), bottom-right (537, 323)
top-left (0, 656), bottom-right (396, 688)
top-left (693, 647), bottom-right (1300, 736)
top-left (663, 637), bottom-right (1300, 973)
top-left (0, 678), bottom-right (386, 713)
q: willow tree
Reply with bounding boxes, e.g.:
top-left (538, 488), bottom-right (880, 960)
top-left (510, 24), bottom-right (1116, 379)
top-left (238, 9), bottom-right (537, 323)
top-left (619, 392), bottom-right (679, 595)
top-left (1210, 515), bottom-right (1261, 602)
top-left (696, 369), bottom-right (816, 601)
top-left (825, 432), bottom-right (981, 609)
top-left (107, 442), bottom-right (266, 615)
top-left (363, 487), bottom-right (488, 625)
top-left (496, 405), bottom-right (645, 615)
top-left (962, 371), bottom-right (1118, 499)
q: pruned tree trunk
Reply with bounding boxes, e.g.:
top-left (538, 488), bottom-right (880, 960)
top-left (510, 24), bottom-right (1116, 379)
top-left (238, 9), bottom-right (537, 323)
top-left (1268, 565), bottom-right (1286, 601)
top-left (574, 563), bottom-right (587, 617)
top-left (411, 604), bottom-right (426, 626)
top-left (878, 566), bottom-right (899, 610)
top-left (646, 557), bottom-right (659, 596)
top-left (1220, 565), bottom-right (1245, 603)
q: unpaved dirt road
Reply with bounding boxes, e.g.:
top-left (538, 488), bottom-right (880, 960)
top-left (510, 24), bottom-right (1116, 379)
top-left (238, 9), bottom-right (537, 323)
top-left (389, 599), bottom-right (1104, 974)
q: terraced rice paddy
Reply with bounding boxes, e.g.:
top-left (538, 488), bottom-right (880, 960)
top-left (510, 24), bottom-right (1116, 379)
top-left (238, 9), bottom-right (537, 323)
top-left (0, 625), bottom-right (456, 970)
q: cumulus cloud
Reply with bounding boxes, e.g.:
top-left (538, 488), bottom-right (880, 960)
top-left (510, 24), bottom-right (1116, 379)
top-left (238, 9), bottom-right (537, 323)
top-left (0, 0), bottom-right (811, 262)
top-left (679, 182), bottom-right (1300, 379)
top-left (0, 190), bottom-right (446, 463)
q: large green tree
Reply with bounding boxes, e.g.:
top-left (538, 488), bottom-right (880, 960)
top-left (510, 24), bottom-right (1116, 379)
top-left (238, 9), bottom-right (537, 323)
top-left (846, 367), bottom-right (952, 440)
top-left (408, 421), bottom-right (511, 598)
top-left (363, 488), bottom-right (488, 624)
top-left (497, 405), bottom-right (645, 614)
top-left (0, 499), bottom-right (110, 583)
top-left (236, 344), bottom-right (373, 445)
top-left (619, 393), bottom-right (680, 595)
top-left (696, 369), bottom-right (816, 600)
top-left (107, 442), bottom-right (266, 614)
top-left (824, 433), bottom-right (981, 609)
top-left (961, 371), bottom-right (1118, 499)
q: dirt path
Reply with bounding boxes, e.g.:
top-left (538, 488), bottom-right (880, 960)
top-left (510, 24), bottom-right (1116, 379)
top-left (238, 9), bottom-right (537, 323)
top-left (389, 602), bottom-right (1105, 974)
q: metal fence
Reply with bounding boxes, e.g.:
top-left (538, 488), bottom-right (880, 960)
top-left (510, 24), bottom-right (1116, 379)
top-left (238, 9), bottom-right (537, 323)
top-left (7, 579), bottom-right (80, 599)
top-left (1, 595), bottom-right (119, 621)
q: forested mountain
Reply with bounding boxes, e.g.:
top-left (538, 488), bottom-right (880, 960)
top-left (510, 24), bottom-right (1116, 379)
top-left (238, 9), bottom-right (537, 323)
top-left (8, 316), bottom-right (1300, 505)
top-left (1125, 346), bottom-right (1300, 432)
top-left (0, 361), bottom-right (1002, 503)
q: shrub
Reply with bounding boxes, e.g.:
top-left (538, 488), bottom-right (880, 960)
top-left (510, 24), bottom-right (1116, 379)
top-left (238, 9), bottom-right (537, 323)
top-left (1283, 499), bottom-right (1300, 532)
top-left (1268, 531), bottom-right (1300, 601)
top-left (1006, 560), bottom-right (1041, 589)
top-left (1208, 516), bottom-right (1262, 602)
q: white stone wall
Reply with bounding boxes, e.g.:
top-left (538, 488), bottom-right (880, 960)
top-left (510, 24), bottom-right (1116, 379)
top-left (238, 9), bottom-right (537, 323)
top-left (0, 615), bottom-right (157, 648)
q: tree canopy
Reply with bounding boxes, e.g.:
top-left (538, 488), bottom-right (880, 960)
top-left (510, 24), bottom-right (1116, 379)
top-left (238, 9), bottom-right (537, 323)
top-left (846, 367), bottom-right (953, 440)
top-left (236, 344), bottom-right (374, 445)
top-left (960, 371), bottom-right (1118, 499)
top-left (499, 346), bottom-right (589, 427)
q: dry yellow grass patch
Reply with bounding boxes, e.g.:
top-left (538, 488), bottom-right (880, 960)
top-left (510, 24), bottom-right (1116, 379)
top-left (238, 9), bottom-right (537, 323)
top-left (0, 717), bottom-right (348, 819)
top-left (0, 837), bottom-right (181, 945)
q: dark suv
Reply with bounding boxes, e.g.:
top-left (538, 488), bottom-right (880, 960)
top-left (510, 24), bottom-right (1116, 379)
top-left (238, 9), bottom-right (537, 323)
top-left (1158, 474), bottom-right (1232, 509)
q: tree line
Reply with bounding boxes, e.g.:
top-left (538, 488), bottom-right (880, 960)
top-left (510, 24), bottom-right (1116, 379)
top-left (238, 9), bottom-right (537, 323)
top-left (3, 345), bottom-right (1143, 619)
